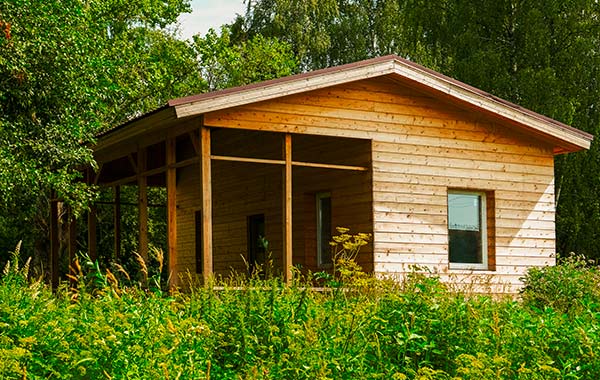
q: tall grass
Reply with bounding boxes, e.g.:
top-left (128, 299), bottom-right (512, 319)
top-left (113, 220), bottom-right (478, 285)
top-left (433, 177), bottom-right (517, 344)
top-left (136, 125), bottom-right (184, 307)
top-left (0, 252), bottom-right (599, 379)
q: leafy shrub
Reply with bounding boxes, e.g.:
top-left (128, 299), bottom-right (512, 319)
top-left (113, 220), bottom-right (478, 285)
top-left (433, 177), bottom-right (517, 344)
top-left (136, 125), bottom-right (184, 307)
top-left (520, 254), bottom-right (600, 314)
top-left (1, 252), bottom-right (600, 379)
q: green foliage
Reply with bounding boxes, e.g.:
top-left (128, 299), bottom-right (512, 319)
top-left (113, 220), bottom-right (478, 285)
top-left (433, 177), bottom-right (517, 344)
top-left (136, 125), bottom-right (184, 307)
top-left (0, 0), bottom-right (203, 263)
top-left (193, 26), bottom-right (298, 91)
top-left (1, 260), bottom-right (600, 379)
top-left (0, 0), bottom-right (202, 209)
top-left (319, 227), bottom-right (372, 287)
top-left (231, 0), bottom-right (339, 70)
top-left (521, 254), bottom-right (600, 314)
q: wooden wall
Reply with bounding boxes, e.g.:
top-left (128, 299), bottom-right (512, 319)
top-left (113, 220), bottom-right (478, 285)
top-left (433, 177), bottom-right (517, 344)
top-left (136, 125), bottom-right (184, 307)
top-left (175, 131), bottom-right (373, 279)
top-left (292, 166), bottom-right (373, 274)
top-left (204, 75), bottom-right (556, 293)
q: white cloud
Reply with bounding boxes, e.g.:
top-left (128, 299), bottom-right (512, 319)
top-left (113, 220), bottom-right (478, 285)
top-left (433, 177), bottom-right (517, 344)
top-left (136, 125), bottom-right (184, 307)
top-left (177, 0), bottom-right (246, 40)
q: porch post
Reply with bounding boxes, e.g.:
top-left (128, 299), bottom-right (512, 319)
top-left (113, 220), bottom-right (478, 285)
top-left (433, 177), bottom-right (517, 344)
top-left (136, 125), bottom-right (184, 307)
top-left (87, 205), bottom-right (97, 262)
top-left (201, 125), bottom-right (213, 283)
top-left (283, 133), bottom-right (292, 284)
top-left (50, 195), bottom-right (59, 289)
top-left (86, 168), bottom-right (97, 262)
top-left (113, 185), bottom-right (121, 260)
top-left (166, 136), bottom-right (177, 289)
top-left (138, 146), bottom-right (149, 263)
top-left (68, 206), bottom-right (77, 286)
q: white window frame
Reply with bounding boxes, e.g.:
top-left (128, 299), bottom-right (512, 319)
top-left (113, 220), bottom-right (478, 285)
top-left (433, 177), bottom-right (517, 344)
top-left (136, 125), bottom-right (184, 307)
top-left (448, 190), bottom-right (488, 270)
top-left (316, 192), bottom-right (332, 268)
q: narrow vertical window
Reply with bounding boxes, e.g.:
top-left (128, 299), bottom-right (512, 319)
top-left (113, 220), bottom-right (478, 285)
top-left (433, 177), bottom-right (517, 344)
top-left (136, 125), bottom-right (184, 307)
top-left (448, 191), bottom-right (487, 269)
top-left (195, 210), bottom-right (203, 274)
top-left (316, 192), bottom-right (332, 267)
top-left (247, 214), bottom-right (266, 273)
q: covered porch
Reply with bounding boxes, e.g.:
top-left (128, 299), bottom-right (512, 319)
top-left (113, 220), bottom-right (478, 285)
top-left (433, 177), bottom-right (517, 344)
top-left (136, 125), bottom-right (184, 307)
top-left (50, 117), bottom-right (373, 288)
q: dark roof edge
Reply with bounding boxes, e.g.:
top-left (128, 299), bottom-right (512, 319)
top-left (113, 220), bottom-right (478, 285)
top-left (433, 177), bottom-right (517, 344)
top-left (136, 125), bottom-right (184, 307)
top-left (100, 55), bottom-right (593, 147)
top-left (95, 105), bottom-right (170, 139)
top-left (392, 56), bottom-right (594, 142)
top-left (168, 55), bottom-right (397, 107)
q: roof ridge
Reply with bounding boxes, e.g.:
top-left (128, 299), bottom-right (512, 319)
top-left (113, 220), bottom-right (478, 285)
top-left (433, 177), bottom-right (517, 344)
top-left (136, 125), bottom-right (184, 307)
top-left (168, 55), bottom-right (401, 107)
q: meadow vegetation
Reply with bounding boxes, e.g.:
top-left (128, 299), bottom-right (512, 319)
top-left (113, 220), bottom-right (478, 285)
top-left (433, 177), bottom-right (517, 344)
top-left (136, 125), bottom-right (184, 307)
top-left (0, 246), bottom-right (599, 379)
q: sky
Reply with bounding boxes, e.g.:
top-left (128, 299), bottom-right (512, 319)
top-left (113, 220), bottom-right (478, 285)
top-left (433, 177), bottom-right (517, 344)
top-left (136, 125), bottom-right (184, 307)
top-left (177, 0), bottom-right (247, 40)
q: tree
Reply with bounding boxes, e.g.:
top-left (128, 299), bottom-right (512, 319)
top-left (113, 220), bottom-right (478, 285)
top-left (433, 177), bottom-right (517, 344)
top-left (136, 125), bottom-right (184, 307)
top-left (230, 0), bottom-right (339, 70)
top-left (0, 0), bottom-right (204, 261)
top-left (0, 0), bottom-right (303, 270)
top-left (193, 26), bottom-right (298, 91)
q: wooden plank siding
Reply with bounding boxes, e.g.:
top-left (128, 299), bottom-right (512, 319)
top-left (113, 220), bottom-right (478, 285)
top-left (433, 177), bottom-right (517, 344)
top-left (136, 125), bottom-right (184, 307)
top-left (204, 76), bottom-right (556, 291)
top-left (174, 141), bottom-right (373, 279)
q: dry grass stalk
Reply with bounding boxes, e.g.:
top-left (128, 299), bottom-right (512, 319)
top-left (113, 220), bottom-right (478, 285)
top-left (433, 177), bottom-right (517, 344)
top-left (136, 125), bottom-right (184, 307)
top-left (134, 251), bottom-right (148, 279)
top-left (113, 263), bottom-right (130, 281)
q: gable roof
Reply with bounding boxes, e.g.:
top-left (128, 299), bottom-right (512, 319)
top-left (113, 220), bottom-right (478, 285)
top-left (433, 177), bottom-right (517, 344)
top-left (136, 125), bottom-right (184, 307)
top-left (98, 55), bottom-right (593, 154)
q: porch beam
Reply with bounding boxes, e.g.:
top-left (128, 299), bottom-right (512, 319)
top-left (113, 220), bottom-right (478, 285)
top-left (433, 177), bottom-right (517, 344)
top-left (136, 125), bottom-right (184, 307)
top-left (172, 156), bottom-right (200, 169)
top-left (283, 133), bottom-right (292, 284)
top-left (98, 157), bottom-right (200, 188)
top-left (94, 200), bottom-right (166, 208)
top-left (100, 153), bottom-right (367, 188)
top-left (201, 126), bottom-right (213, 283)
top-left (138, 146), bottom-right (149, 263)
top-left (141, 166), bottom-right (165, 178)
top-left (211, 154), bottom-right (367, 171)
top-left (211, 155), bottom-right (285, 165)
top-left (292, 161), bottom-right (368, 171)
top-left (102, 174), bottom-right (138, 189)
top-left (166, 136), bottom-right (177, 289)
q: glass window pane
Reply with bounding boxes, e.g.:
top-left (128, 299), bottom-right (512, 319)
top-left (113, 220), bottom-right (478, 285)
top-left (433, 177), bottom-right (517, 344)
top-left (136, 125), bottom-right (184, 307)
top-left (448, 193), bottom-right (480, 231)
top-left (448, 193), bottom-right (483, 264)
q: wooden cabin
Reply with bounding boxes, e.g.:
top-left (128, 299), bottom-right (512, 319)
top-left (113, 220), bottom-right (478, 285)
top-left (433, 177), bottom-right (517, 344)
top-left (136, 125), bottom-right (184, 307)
top-left (52, 55), bottom-right (593, 293)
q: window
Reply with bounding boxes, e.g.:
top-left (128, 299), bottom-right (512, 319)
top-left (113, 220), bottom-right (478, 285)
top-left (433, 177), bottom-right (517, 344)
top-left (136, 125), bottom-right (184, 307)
top-left (316, 193), bottom-right (332, 267)
top-left (247, 214), bottom-right (266, 273)
top-left (448, 191), bottom-right (487, 270)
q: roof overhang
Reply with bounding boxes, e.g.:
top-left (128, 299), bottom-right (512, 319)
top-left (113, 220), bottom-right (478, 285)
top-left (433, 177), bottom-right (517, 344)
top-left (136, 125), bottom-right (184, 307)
top-left (97, 55), bottom-right (593, 154)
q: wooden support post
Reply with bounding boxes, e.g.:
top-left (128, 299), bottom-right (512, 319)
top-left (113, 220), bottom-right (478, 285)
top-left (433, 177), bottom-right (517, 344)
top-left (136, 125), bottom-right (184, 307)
top-left (86, 168), bottom-right (97, 262)
top-left (94, 163), bottom-right (103, 185)
top-left (166, 137), bottom-right (177, 289)
top-left (50, 197), bottom-right (59, 290)
top-left (113, 186), bottom-right (121, 260)
top-left (87, 205), bottom-right (97, 262)
top-left (68, 207), bottom-right (77, 286)
top-left (283, 133), bottom-right (293, 284)
top-left (138, 147), bottom-right (149, 263)
top-left (201, 126), bottom-right (213, 283)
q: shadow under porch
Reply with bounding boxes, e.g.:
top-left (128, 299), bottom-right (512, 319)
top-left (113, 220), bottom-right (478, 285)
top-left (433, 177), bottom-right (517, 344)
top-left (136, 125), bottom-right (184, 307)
top-left (49, 125), bottom-right (373, 288)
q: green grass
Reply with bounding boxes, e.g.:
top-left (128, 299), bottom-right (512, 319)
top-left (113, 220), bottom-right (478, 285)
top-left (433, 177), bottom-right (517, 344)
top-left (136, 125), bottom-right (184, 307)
top-left (0, 256), bottom-right (599, 379)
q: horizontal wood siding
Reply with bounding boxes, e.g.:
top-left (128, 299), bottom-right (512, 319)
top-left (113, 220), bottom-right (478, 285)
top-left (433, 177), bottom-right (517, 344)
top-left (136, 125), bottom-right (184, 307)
top-left (293, 166), bottom-right (373, 274)
top-left (205, 76), bottom-right (556, 292)
top-left (176, 133), bottom-right (373, 279)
